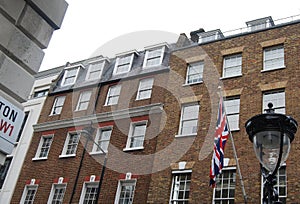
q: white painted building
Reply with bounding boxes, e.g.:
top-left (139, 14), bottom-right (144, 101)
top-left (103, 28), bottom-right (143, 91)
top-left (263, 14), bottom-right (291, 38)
top-left (0, 67), bottom-right (62, 203)
top-left (0, 0), bottom-right (68, 163)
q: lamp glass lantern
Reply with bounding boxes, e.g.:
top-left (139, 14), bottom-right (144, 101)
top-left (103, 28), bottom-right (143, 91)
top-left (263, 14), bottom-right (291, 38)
top-left (245, 103), bottom-right (297, 174)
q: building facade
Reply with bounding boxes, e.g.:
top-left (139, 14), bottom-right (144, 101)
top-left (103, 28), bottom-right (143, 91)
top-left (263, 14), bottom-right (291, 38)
top-left (11, 15), bottom-right (300, 203)
top-left (0, 67), bottom-right (64, 203)
top-left (0, 0), bottom-right (68, 163)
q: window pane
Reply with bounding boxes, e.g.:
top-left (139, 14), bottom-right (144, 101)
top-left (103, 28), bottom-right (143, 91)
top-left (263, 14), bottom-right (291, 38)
top-left (87, 63), bottom-right (103, 80)
top-left (24, 186), bottom-right (37, 204)
top-left (187, 62), bottom-right (203, 84)
top-left (213, 169), bottom-right (236, 202)
top-left (96, 129), bottom-right (112, 152)
top-left (224, 98), bottom-right (240, 131)
top-left (0, 157), bottom-right (12, 189)
top-left (223, 54), bottom-right (242, 78)
top-left (263, 90), bottom-right (285, 114)
top-left (115, 55), bottom-right (132, 74)
top-left (137, 78), bottom-right (154, 100)
top-left (118, 181), bottom-right (136, 204)
top-left (170, 173), bottom-right (191, 203)
top-left (129, 123), bottom-right (146, 148)
top-left (83, 184), bottom-right (98, 204)
top-left (66, 133), bottom-right (79, 155)
top-left (262, 166), bottom-right (287, 202)
top-left (182, 105), bottom-right (199, 120)
top-left (63, 68), bottom-right (78, 85)
top-left (181, 120), bottom-right (198, 135)
top-left (51, 96), bottom-right (66, 115)
top-left (263, 45), bottom-right (284, 71)
top-left (145, 48), bottom-right (163, 67)
top-left (51, 184), bottom-right (66, 204)
top-left (39, 136), bottom-right (53, 158)
top-left (106, 85), bottom-right (121, 105)
top-left (77, 91), bottom-right (92, 111)
top-left (180, 104), bottom-right (199, 135)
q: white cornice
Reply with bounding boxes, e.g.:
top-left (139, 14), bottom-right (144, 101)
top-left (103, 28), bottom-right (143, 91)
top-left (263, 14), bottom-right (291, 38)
top-left (33, 103), bottom-right (164, 132)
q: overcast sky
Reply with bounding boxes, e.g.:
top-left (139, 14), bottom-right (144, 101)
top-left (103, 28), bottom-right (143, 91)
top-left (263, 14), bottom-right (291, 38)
top-left (40, 0), bottom-right (300, 71)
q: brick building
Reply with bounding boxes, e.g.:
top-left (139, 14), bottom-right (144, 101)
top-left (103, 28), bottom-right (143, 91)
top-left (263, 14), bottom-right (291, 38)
top-left (11, 15), bottom-right (300, 203)
top-left (0, 67), bottom-right (63, 203)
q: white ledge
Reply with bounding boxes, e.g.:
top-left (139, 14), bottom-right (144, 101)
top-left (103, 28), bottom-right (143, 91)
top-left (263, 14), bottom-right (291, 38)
top-left (175, 134), bottom-right (197, 138)
top-left (34, 103), bottom-right (164, 132)
top-left (123, 147), bottom-right (144, 151)
top-left (59, 154), bottom-right (76, 159)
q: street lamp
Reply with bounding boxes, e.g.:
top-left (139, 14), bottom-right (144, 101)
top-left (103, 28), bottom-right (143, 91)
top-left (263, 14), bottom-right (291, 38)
top-left (81, 125), bottom-right (107, 204)
top-left (70, 125), bottom-right (95, 204)
top-left (245, 103), bottom-right (298, 203)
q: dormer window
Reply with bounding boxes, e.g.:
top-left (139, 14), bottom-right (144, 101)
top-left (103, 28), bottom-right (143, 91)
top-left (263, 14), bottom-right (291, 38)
top-left (246, 16), bottom-right (274, 32)
top-left (113, 51), bottom-right (138, 75)
top-left (86, 59), bottom-right (108, 81)
top-left (198, 29), bottom-right (224, 44)
top-left (61, 65), bottom-right (82, 86)
top-left (143, 43), bottom-right (168, 68)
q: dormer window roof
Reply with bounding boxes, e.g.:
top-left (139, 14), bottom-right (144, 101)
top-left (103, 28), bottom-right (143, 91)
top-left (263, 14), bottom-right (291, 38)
top-left (61, 64), bottom-right (83, 86)
top-left (246, 16), bottom-right (274, 31)
top-left (86, 58), bottom-right (109, 81)
top-left (198, 29), bottom-right (224, 44)
top-left (113, 50), bottom-right (139, 75)
top-left (143, 42), bottom-right (169, 68)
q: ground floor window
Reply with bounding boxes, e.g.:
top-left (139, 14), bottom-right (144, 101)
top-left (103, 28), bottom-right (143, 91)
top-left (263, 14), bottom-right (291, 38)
top-left (213, 167), bottom-right (236, 204)
top-left (115, 180), bottom-right (136, 204)
top-left (170, 171), bottom-right (191, 204)
top-left (79, 182), bottom-right (99, 204)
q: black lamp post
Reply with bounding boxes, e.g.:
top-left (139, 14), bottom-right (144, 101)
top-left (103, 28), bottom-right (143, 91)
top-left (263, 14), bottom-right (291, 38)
top-left (70, 125), bottom-right (95, 204)
top-left (245, 103), bottom-right (298, 204)
top-left (81, 125), bottom-right (107, 204)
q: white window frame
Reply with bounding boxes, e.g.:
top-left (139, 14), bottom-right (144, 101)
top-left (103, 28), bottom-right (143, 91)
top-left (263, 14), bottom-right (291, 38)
top-left (91, 127), bottom-right (112, 154)
top-left (213, 167), bottom-right (236, 203)
top-left (105, 85), bottom-right (121, 106)
top-left (263, 90), bottom-right (285, 114)
top-left (261, 165), bottom-right (287, 203)
top-left (61, 67), bottom-right (80, 86)
top-left (0, 157), bottom-right (12, 189)
top-left (20, 184), bottom-right (38, 204)
top-left (32, 89), bottom-right (49, 98)
top-left (33, 134), bottom-right (54, 160)
top-left (263, 45), bottom-right (285, 71)
top-left (224, 97), bottom-right (240, 131)
top-left (198, 31), bottom-right (223, 44)
top-left (222, 54), bottom-right (242, 78)
top-left (124, 121), bottom-right (147, 151)
top-left (85, 61), bottom-right (105, 81)
top-left (136, 78), bottom-right (154, 100)
top-left (248, 19), bottom-right (273, 31)
top-left (169, 170), bottom-right (192, 204)
top-left (177, 103), bottom-right (200, 137)
top-left (59, 132), bottom-right (80, 158)
top-left (143, 45), bottom-right (166, 68)
top-left (75, 91), bottom-right (92, 111)
top-left (114, 179), bottom-right (136, 204)
top-left (50, 96), bottom-right (66, 115)
top-left (47, 183), bottom-right (67, 204)
top-left (185, 61), bottom-right (204, 85)
top-left (79, 181), bottom-right (99, 204)
top-left (113, 54), bottom-right (135, 75)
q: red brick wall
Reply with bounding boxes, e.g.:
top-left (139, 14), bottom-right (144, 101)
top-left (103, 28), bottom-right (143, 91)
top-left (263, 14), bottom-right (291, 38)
top-left (12, 22), bottom-right (300, 203)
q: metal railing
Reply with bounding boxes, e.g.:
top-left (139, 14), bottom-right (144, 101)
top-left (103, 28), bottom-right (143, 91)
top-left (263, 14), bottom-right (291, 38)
top-left (199, 14), bottom-right (300, 43)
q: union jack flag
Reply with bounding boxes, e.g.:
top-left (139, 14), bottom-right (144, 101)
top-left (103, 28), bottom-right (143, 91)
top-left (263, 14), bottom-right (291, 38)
top-left (209, 97), bottom-right (230, 187)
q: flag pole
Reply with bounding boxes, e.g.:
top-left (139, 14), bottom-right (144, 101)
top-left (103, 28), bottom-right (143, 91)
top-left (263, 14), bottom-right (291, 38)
top-left (226, 117), bottom-right (248, 203)
top-left (220, 88), bottom-right (248, 203)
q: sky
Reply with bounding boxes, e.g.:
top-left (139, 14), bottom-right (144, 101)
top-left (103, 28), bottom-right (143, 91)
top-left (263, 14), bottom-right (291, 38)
top-left (40, 0), bottom-right (300, 71)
